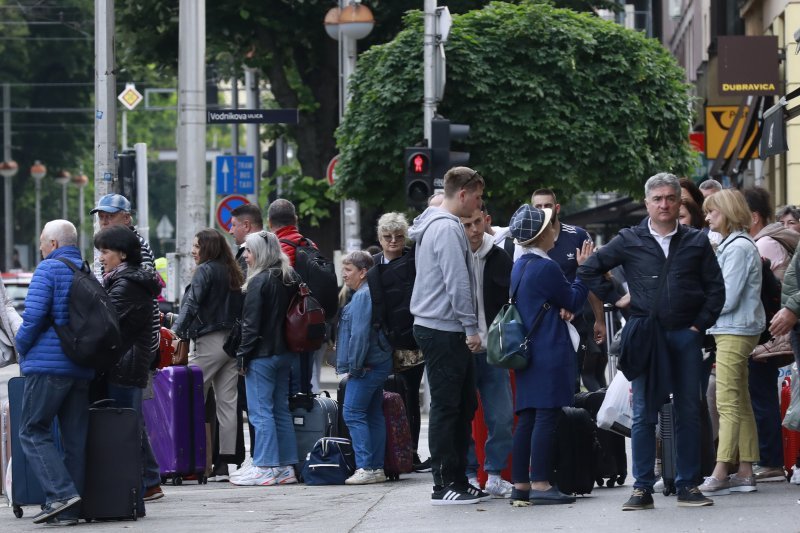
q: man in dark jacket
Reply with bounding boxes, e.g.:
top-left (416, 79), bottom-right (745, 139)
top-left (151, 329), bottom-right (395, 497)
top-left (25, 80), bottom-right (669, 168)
top-left (577, 172), bottom-right (725, 511)
top-left (15, 220), bottom-right (90, 525)
top-left (460, 206), bottom-right (514, 498)
top-left (229, 203), bottom-right (263, 274)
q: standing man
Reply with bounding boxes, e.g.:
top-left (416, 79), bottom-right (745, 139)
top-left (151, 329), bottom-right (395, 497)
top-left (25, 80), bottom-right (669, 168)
top-left (460, 204), bottom-right (515, 498)
top-left (578, 172), bottom-right (724, 510)
top-left (409, 166), bottom-right (486, 505)
top-left (530, 189), bottom-right (605, 388)
top-left (229, 203), bottom-right (263, 272)
top-left (89, 193), bottom-right (163, 501)
top-left (15, 220), bottom-right (91, 525)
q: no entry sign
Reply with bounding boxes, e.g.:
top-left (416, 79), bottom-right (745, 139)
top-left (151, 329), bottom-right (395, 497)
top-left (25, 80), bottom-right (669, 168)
top-left (216, 194), bottom-right (250, 232)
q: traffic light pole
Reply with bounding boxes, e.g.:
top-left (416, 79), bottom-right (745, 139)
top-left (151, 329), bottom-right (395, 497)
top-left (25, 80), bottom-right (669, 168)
top-left (94, 0), bottom-right (116, 201)
top-left (423, 0), bottom-right (437, 144)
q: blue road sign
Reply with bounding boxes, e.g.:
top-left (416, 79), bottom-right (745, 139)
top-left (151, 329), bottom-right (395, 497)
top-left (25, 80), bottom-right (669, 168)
top-left (216, 155), bottom-right (255, 195)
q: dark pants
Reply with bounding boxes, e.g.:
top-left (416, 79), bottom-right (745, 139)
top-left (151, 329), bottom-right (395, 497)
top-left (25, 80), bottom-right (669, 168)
top-left (749, 358), bottom-right (784, 467)
top-left (511, 407), bottom-right (559, 483)
top-left (413, 325), bottom-right (477, 488)
top-left (399, 363), bottom-right (425, 454)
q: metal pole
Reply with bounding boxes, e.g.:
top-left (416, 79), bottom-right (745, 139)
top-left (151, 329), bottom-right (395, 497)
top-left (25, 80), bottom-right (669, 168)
top-left (176, 0), bottom-right (207, 298)
top-left (134, 142), bottom-right (149, 243)
top-left (423, 0), bottom-right (437, 143)
top-left (121, 110), bottom-right (127, 150)
top-left (34, 178), bottom-right (41, 263)
top-left (244, 67), bottom-right (260, 205)
top-left (94, 0), bottom-right (116, 200)
top-left (3, 83), bottom-right (12, 271)
top-left (61, 183), bottom-right (68, 219)
top-left (231, 77), bottom-right (239, 155)
top-left (78, 186), bottom-right (86, 255)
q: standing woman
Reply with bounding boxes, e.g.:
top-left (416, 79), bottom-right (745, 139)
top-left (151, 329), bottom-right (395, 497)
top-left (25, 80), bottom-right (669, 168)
top-left (172, 229), bottom-right (244, 467)
top-left (507, 205), bottom-right (590, 505)
top-left (699, 189), bottom-right (765, 495)
top-left (94, 226), bottom-right (164, 507)
top-left (231, 231), bottom-right (299, 486)
top-left (336, 251), bottom-right (393, 485)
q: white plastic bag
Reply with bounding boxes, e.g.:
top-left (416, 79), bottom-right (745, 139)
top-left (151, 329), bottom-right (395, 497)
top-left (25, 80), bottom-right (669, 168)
top-left (783, 364), bottom-right (800, 431)
top-left (4, 457), bottom-right (11, 505)
top-left (597, 371), bottom-right (633, 438)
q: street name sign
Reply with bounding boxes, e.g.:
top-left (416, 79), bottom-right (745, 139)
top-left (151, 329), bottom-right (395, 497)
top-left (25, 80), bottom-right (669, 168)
top-left (206, 109), bottom-right (299, 124)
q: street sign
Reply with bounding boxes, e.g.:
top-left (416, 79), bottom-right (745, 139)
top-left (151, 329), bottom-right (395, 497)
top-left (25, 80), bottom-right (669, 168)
top-left (206, 109), bottom-right (299, 124)
top-left (705, 105), bottom-right (759, 159)
top-left (326, 155), bottom-right (339, 186)
top-left (215, 155), bottom-right (255, 195)
top-left (117, 83), bottom-right (143, 111)
top-left (216, 195), bottom-right (250, 232)
top-left (155, 215), bottom-right (174, 240)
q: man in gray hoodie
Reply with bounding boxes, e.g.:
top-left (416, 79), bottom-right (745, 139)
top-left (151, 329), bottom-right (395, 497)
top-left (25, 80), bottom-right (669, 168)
top-left (409, 166), bottom-right (486, 505)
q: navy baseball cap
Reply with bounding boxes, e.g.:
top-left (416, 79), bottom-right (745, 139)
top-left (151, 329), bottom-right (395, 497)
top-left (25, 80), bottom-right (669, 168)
top-left (90, 194), bottom-right (131, 214)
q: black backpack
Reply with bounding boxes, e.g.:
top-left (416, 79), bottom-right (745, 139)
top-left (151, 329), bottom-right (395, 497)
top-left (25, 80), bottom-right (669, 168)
top-left (51, 258), bottom-right (124, 370)
top-left (280, 238), bottom-right (339, 320)
top-left (367, 247), bottom-right (417, 350)
top-left (732, 235), bottom-right (782, 342)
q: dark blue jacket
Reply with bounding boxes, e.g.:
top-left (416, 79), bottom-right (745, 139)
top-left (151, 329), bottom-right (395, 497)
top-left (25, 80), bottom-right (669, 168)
top-left (513, 253), bottom-right (589, 410)
top-left (577, 218), bottom-right (724, 332)
top-left (15, 246), bottom-right (94, 379)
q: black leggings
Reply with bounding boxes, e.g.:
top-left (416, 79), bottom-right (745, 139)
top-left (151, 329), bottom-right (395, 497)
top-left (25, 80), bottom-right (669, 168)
top-left (400, 364), bottom-right (425, 453)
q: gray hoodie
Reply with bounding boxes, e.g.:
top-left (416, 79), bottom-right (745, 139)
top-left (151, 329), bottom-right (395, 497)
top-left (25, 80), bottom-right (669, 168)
top-left (408, 207), bottom-right (478, 335)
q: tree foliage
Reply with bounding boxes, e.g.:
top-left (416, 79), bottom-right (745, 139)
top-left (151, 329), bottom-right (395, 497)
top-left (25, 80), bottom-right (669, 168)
top-left (335, 1), bottom-right (694, 213)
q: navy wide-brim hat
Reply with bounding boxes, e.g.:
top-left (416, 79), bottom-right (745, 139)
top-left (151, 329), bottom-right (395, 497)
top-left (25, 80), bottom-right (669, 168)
top-left (509, 205), bottom-right (553, 246)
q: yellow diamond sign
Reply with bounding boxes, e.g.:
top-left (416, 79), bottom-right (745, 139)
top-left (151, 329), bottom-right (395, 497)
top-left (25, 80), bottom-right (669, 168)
top-left (117, 83), bottom-right (143, 111)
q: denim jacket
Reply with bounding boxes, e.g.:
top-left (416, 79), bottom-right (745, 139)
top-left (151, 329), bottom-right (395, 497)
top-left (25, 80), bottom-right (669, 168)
top-left (707, 231), bottom-right (766, 336)
top-left (335, 284), bottom-right (391, 377)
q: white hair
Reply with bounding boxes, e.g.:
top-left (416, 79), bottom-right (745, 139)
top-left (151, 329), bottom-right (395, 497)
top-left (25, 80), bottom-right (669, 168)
top-left (242, 230), bottom-right (293, 291)
top-left (42, 219), bottom-right (78, 247)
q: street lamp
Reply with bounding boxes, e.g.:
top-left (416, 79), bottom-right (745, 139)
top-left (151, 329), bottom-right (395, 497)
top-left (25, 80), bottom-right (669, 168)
top-left (0, 160), bottom-right (18, 272)
top-left (30, 161), bottom-right (47, 255)
top-left (324, 1), bottom-right (374, 253)
top-left (54, 170), bottom-right (71, 219)
top-left (72, 172), bottom-right (89, 254)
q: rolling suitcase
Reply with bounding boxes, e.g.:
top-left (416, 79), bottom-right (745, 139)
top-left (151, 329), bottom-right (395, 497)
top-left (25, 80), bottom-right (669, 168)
top-left (336, 376), bottom-right (351, 442)
top-left (291, 391), bottom-right (338, 476)
top-left (573, 390), bottom-right (627, 488)
top-left (551, 406), bottom-right (599, 495)
top-left (382, 390), bottom-right (413, 480)
top-left (1, 400), bottom-right (9, 496)
top-left (658, 397), bottom-right (715, 496)
top-left (781, 377), bottom-right (800, 475)
top-left (142, 365), bottom-right (207, 485)
top-left (80, 402), bottom-right (141, 521)
top-left (337, 374), bottom-right (407, 444)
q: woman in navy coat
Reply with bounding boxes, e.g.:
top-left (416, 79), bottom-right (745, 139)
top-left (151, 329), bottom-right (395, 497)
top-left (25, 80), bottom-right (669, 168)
top-left (507, 204), bottom-right (590, 506)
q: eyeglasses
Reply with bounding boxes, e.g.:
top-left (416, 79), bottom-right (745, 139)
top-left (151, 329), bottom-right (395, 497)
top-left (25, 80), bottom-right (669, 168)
top-left (463, 170), bottom-right (482, 188)
top-left (381, 234), bottom-right (405, 242)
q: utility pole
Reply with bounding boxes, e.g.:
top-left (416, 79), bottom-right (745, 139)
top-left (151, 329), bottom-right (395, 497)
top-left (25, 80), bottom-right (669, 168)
top-left (244, 67), bottom-right (260, 205)
top-left (423, 0), bottom-right (437, 144)
top-left (94, 0), bottom-right (116, 201)
top-left (3, 84), bottom-right (13, 271)
top-left (175, 0), bottom-right (207, 296)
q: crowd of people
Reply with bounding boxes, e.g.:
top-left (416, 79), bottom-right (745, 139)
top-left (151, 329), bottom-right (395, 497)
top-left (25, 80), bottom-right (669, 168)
top-left (7, 166), bottom-right (800, 525)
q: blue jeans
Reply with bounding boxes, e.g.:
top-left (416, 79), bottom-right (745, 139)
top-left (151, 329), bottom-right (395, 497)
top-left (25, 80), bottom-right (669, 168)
top-left (467, 352), bottom-right (514, 476)
top-left (343, 358), bottom-right (392, 470)
top-left (19, 374), bottom-right (89, 508)
top-left (106, 383), bottom-right (162, 488)
top-left (748, 358), bottom-right (784, 468)
top-left (631, 328), bottom-right (703, 492)
top-left (245, 354), bottom-right (298, 467)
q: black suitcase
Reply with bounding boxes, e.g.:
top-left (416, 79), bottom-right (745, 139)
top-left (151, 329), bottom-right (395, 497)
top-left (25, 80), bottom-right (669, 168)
top-left (573, 391), bottom-right (627, 488)
top-left (336, 376), bottom-right (351, 442)
top-left (80, 402), bottom-right (141, 521)
top-left (551, 406), bottom-right (599, 495)
top-left (658, 397), bottom-right (715, 496)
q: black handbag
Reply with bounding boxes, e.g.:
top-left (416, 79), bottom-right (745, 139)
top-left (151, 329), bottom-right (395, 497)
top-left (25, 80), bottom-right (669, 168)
top-left (223, 319), bottom-right (242, 358)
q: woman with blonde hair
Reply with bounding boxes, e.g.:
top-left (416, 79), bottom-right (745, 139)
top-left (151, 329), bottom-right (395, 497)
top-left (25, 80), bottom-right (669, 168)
top-left (699, 189), bottom-right (765, 495)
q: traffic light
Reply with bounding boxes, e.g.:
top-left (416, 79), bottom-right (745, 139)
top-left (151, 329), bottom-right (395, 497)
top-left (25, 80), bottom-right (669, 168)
top-left (404, 147), bottom-right (432, 209)
top-left (431, 117), bottom-right (470, 188)
top-left (118, 150), bottom-right (137, 210)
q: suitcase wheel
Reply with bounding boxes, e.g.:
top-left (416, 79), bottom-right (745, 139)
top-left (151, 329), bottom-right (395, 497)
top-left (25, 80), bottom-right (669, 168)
top-left (616, 475), bottom-right (626, 486)
top-left (605, 478), bottom-right (615, 488)
top-left (595, 478), bottom-right (605, 488)
top-left (13, 504), bottom-right (22, 518)
top-left (199, 475), bottom-right (208, 485)
top-left (387, 473), bottom-right (400, 481)
top-left (172, 476), bottom-right (183, 486)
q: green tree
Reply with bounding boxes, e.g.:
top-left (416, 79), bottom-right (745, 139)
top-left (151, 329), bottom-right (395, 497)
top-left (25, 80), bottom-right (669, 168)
top-left (335, 1), bottom-right (694, 213)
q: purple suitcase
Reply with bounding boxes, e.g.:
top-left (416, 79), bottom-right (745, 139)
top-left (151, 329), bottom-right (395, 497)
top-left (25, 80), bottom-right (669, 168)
top-left (143, 365), bottom-right (207, 485)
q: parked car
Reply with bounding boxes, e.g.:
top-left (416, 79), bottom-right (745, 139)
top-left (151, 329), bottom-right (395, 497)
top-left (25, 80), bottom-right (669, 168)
top-left (2, 272), bottom-right (33, 313)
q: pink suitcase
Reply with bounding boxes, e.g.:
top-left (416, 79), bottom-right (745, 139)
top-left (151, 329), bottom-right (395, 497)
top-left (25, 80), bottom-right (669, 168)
top-left (383, 391), bottom-right (413, 480)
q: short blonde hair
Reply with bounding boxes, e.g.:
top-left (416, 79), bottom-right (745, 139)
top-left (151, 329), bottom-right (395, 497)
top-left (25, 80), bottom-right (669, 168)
top-left (702, 188), bottom-right (752, 234)
top-left (376, 212), bottom-right (408, 238)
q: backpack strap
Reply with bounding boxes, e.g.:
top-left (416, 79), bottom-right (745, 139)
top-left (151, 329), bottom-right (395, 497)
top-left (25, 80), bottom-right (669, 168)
top-left (366, 265), bottom-right (387, 334)
top-left (502, 237), bottom-right (515, 259)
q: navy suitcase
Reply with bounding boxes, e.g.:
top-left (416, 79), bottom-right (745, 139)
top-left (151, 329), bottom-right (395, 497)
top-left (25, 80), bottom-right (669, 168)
top-left (7, 376), bottom-right (63, 519)
top-left (291, 391), bottom-right (338, 476)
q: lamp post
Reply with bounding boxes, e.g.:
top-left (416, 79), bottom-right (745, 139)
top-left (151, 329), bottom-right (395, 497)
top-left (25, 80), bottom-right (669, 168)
top-left (30, 161), bottom-right (47, 254)
top-left (325, 1), bottom-right (374, 253)
top-left (54, 170), bottom-right (71, 219)
top-left (72, 172), bottom-right (89, 254)
top-left (0, 160), bottom-right (18, 272)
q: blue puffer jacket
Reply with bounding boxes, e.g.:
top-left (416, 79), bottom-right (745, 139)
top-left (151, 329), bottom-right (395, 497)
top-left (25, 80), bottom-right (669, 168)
top-left (15, 246), bottom-right (94, 379)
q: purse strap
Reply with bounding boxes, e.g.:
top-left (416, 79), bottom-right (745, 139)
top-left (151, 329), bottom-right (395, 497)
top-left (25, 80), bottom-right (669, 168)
top-left (512, 255), bottom-right (551, 344)
top-left (649, 231), bottom-right (682, 318)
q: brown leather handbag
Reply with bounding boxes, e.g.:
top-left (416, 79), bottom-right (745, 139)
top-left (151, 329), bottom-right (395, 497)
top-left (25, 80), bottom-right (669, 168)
top-left (172, 339), bottom-right (190, 366)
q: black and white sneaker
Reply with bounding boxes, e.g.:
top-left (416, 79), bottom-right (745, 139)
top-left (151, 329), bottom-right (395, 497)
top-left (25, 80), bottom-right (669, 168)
top-left (464, 483), bottom-right (492, 502)
top-left (31, 496), bottom-right (81, 524)
top-left (431, 484), bottom-right (481, 506)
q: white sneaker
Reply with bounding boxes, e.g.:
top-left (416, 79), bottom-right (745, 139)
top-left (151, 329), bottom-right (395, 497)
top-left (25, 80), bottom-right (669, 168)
top-left (371, 468), bottom-right (387, 483)
top-left (345, 468), bottom-right (380, 485)
top-left (275, 465), bottom-right (298, 485)
top-left (230, 457), bottom-right (254, 480)
top-left (791, 466), bottom-right (800, 485)
top-left (484, 476), bottom-right (513, 498)
top-left (230, 466), bottom-right (278, 486)
top-left (467, 476), bottom-right (480, 490)
top-left (653, 477), bottom-right (665, 492)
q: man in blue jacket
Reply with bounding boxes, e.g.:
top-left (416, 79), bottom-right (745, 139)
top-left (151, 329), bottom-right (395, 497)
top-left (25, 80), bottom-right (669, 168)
top-left (15, 220), bottom-right (92, 525)
top-left (577, 173), bottom-right (725, 511)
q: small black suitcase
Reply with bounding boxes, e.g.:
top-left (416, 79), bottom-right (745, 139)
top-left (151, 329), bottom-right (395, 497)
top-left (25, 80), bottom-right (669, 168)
top-left (658, 397), bottom-right (714, 496)
top-left (573, 390), bottom-right (627, 488)
top-left (80, 403), bottom-right (141, 521)
top-left (551, 406), bottom-right (599, 495)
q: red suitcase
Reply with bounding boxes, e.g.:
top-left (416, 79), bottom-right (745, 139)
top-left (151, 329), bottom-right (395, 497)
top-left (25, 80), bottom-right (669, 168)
top-left (781, 377), bottom-right (799, 477)
top-left (383, 391), bottom-right (413, 480)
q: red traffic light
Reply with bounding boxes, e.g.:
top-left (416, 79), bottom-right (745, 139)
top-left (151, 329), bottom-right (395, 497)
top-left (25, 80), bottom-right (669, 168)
top-left (406, 150), bottom-right (431, 176)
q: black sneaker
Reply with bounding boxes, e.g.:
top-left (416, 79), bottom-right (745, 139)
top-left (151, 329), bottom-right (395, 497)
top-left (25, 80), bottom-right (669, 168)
top-left (414, 458), bottom-right (432, 473)
top-left (677, 486), bottom-right (714, 507)
top-left (45, 515), bottom-right (79, 526)
top-left (431, 484), bottom-right (481, 506)
top-left (622, 488), bottom-right (655, 511)
top-left (462, 482), bottom-right (492, 502)
top-left (32, 496), bottom-right (82, 524)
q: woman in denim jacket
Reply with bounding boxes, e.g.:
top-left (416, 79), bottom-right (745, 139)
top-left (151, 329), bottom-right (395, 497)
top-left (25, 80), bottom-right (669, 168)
top-left (700, 189), bottom-right (766, 496)
top-left (336, 250), bottom-right (392, 485)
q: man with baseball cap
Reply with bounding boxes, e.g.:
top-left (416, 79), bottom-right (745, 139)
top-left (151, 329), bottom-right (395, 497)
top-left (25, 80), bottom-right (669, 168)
top-left (89, 193), bottom-right (165, 502)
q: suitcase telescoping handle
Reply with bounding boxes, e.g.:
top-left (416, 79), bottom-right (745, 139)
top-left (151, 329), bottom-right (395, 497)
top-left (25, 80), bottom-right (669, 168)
top-left (89, 399), bottom-right (117, 409)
